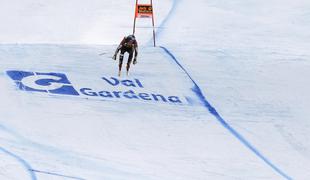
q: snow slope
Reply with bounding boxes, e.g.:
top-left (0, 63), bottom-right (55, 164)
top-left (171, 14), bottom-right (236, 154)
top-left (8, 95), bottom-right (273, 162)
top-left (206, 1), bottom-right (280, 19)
top-left (157, 0), bottom-right (310, 179)
top-left (1, 0), bottom-right (310, 179)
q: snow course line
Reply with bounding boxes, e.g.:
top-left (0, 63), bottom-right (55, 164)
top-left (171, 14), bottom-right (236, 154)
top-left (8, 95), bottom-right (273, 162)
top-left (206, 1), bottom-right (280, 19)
top-left (154, 0), bottom-right (292, 179)
top-left (159, 46), bottom-right (292, 180)
top-left (30, 169), bottom-right (86, 180)
top-left (146, 0), bottom-right (180, 46)
top-left (0, 146), bottom-right (37, 180)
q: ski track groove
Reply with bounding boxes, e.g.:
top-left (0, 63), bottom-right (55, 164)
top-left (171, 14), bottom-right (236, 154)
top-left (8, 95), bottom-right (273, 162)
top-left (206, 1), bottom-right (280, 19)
top-left (153, 0), bottom-right (293, 179)
top-left (0, 146), bottom-right (37, 180)
top-left (159, 46), bottom-right (292, 180)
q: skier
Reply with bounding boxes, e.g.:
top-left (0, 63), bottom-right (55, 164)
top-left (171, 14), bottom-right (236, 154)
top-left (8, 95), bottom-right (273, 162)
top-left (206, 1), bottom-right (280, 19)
top-left (113, 34), bottom-right (138, 76)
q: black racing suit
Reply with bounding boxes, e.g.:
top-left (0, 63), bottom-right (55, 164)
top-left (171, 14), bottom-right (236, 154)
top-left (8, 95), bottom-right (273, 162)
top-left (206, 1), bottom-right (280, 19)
top-left (114, 36), bottom-right (138, 72)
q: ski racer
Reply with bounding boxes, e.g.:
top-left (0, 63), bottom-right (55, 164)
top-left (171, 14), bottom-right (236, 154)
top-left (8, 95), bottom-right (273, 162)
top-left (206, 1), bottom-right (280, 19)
top-left (113, 34), bottom-right (138, 76)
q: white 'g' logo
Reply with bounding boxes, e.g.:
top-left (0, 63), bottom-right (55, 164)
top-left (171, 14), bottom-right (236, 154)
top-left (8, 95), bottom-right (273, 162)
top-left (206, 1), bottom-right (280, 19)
top-left (21, 74), bottom-right (66, 91)
top-left (6, 71), bottom-right (79, 96)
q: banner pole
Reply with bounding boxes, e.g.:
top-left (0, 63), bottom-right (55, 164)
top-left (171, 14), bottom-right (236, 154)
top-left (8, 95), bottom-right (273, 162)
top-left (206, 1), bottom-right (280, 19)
top-left (150, 0), bottom-right (156, 47)
top-left (133, 0), bottom-right (138, 34)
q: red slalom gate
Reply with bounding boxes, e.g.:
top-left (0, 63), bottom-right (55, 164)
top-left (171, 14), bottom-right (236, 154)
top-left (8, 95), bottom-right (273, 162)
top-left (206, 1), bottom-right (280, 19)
top-left (133, 0), bottom-right (156, 47)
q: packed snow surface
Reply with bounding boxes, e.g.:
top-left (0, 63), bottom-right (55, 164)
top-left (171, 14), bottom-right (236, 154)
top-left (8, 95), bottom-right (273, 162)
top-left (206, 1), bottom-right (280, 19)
top-left (1, 0), bottom-right (310, 179)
